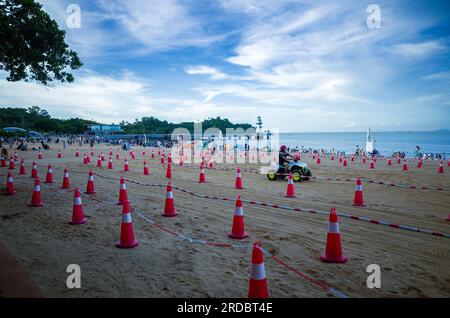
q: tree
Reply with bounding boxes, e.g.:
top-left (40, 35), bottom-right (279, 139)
top-left (0, 0), bottom-right (82, 85)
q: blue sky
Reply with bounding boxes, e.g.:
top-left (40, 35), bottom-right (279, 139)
top-left (0, 0), bottom-right (449, 132)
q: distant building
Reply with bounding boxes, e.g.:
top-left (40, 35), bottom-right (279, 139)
top-left (85, 124), bottom-right (123, 136)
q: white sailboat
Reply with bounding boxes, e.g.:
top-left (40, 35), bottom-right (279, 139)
top-left (366, 127), bottom-right (375, 153)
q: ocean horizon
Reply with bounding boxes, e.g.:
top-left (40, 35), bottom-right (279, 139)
top-left (278, 130), bottom-right (450, 157)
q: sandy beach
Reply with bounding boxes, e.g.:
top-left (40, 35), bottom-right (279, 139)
top-left (0, 145), bottom-right (449, 298)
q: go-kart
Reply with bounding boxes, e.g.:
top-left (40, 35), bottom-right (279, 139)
top-left (267, 161), bottom-right (312, 182)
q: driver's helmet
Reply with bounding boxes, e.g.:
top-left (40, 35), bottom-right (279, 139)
top-left (280, 145), bottom-right (287, 152)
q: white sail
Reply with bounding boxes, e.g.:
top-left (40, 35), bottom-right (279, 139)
top-left (366, 127), bottom-right (374, 153)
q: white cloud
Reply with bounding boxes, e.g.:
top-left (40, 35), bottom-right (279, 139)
top-left (388, 41), bottom-right (446, 58)
top-left (185, 66), bottom-right (228, 80)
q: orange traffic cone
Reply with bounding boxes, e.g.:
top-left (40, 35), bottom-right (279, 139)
top-left (166, 163), bottom-right (172, 179)
top-left (45, 164), bottom-right (54, 184)
top-left (38, 150), bottom-right (42, 160)
top-left (8, 158), bottom-right (15, 170)
top-left (369, 160), bottom-right (375, 169)
top-left (85, 170), bottom-right (96, 194)
top-left (0, 155), bottom-right (6, 167)
top-left (108, 157), bottom-right (113, 169)
top-left (402, 159), bottom-right (408, 171)
top-left (397, 157), bottom-right (401, 164)
top-left (209, 161), bottom-right (213, 169)
top-left (31, 161), bottom-right (38, 178)
top-left (116, 201), bottom-right (138, 248)
top-left (352, 177), bottom-right (365, 206)
top-left (417, 159), bottom-right (423, 168)
top-left (117, 176), bottom-right (129, 205)
top-left (316, 155), bottom-right (321, 164)
top-left (343, 157), bottom-right (347, 167)
top-left (388, 158), bottom-right (392, 166)
top-left (330, 154), bottom-right (334, 161)
top-left (116, 152), bottom-right (120, 160)
top-left (235, 168), bottom-right (243, 189)
top-left (160, 156), bottom-right (165, 165)
top-left (362, 156), bottom-right (366, 164)
top-left (29, 177), bottom-right (43, 207)
top-left (75, 149), bottom-right (79, 157)
top-left (100, 152), bottom-right (105, 161)
top-left (4, 172), bottom-right (16, 195)
top-left (320, 208), bottom-right (347, 263)
top-left (90, 149), bottom-right (94, 156)
top-left (198, 163), bottom-right (206, 183)
top-left (69, 188), bottom-right (87, 225)
top-left (248, 242), bottom-right (269, 298)
top-left (151, 151), bottom-right (155, 159)
top-left (339, 156), bottom-right (342, 163)
top-left (83, 154), bottom-right (88, 164)
top-left (57, 150), bottom-right (62, 159)
top-left (228, 196), bottom-right (248, 239)
top-left (285, 172), bottom-right (296, 198)
top-left (124, 159), bottom-right (129, 172)
top-left (97, 156), bottom-right (102, 168)
top-left (61, 167), bottom-right (70, 189)
top-left (162, 182), bottom-right (177, 217)
top-left (438, 161), bottom-right (444, 174)
top-left (143, 161), bottom-right (149, 175)
top-left (351, 155), bottom-right (354, 162)
top-left (19, 159), bottom-right (26, 175)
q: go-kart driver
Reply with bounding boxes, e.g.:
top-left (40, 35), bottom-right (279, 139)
top-left (279, 145), bottom-right (294, 174)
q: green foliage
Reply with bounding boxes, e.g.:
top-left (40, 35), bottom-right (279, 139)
top-left (0, 107), bottom-right (254, 135)
top-left (122, 116), bottom-right (253, 134)
top-left (0, 0), bottom-right (82, 84)
top-left (0, 106), bottom-right (97, 134)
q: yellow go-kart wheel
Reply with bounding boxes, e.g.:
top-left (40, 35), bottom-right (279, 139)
top-left (267, 170), bottom-right (277, 181)
top-left (292, 171), bottom-right (302, 182)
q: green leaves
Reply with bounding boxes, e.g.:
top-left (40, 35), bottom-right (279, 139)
top-left (0, 0), bottom-right (82, 85)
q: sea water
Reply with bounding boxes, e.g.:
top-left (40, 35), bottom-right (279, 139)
top-left (279, 131), bottom-right (450, 157)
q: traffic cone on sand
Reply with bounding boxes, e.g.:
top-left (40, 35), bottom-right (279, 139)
top-left (320, 208), bottom-right (347, 263)
top-left (124, 159), bottom-right (129, 172)
top-left (438, 161), bottom-right (444, 173)
top-left (85, 170), bottom-right (96, 194)
top-left (75, 149), bottom-right (79, 157)
top-left (362, 156), bottom-right (366, 164)
top-left (316, 155), bottom-right (321, 164)
top-left (352, 177), bottom-right (365, 206)
top-left (143, 161), bottom-right (149, 175)
top-left (57, 150), bottom-right (62, 159)
top-left (198, 163), bottom-right (206, 183)
top-left (45, 164), bottom-right (54, 184)
top-left (29, 177), bottom-right (43, 207)
top-left (162, 182), bottom-right (177, 217)
top-left (166, 163), bottom-right (172, 179)
top-left (235, 168), bottom-right (243, 189)
top-left (285, 173), bottom-right (296, 198)
top-left (117, 176), bottom-right (129, 205)
top-left (402, 159), bottom-right (408, 171)
top-left (228, 196), bottom-right (248, 239)
top-left (369, 160), bottom-right (375, 169)
top-left (19, 159), bottom-right (26, 175)
top-left (97, 156), bottom-right (102, 168)
top-left (1, 155), bottom-right (6, 167)
top-left (343, 157), bottom-right (347, 167)
top-left (38, 150), bottom-right (42, 160)
top-left (108, 157), bottom-right (113, 169)
top-left (8, 158), bottom-right (15, 170)
top-left (388, 158), bottom-right (392, 166)
top-left (61, 167), bottom-right (70, 189)
top-left (116, 152), bottom-right (120, 160)
top-left (69, 188), bottom-right (87, 225)
top-left (4, 173), bottom-right (16, 195)
top-left (83, 154), bottom-right (88, 165)
top-left (417, 159), bottom-right (423, 168)
top-left (248, 242), bottom-right (269, 298)
top-left (31, 161), bottom-right (38, 178)
top-left (116, 201), bottom-right (138, 248)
